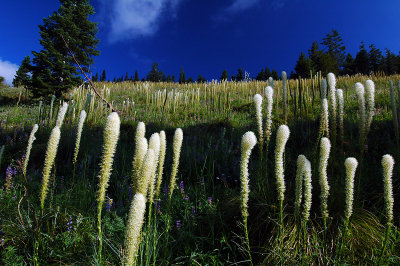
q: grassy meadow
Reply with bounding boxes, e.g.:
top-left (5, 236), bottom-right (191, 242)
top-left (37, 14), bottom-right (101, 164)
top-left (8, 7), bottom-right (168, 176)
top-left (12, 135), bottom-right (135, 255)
top-left (0, 73), bottom-right (399, 265)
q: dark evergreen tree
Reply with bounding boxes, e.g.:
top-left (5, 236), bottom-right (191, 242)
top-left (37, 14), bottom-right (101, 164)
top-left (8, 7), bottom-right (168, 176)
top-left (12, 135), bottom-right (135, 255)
top-left (124, 72), bottom-right (129, 81)
top-left (162, 73), bottom-right (166, 82)
top-left (187, 77), bottom-right (194, 83)
top-left (309, 41), bottom-right (323, 72)
top-left (271, 69), bottom-right (279, 80)
top-left (197, 74), bottom-right (206, 83)
top-left (134, 70), bottom-right (139, 82)
top-left (100, 69), bottom-right (106, 81)
top-left (321, 29), bottom-right (346, 68)
top-left (179, 67), bottom-right (186, 84)
top-left (172, 75), bottom-right (175, 82)
top-left (384, 48), bottom-right (398, 75)
top-left (29, 0), bottom-right (99, 97)
top-left (236, 68), bottom-right (244, 81)
top-left (220, 70), bottom-right (228, 81)
top-left (354, 42), bottom-right (370, 75)
top-left (264, 66), bottom-right (272, 79)
top-left (231, 75), bottom-right (236, 81)
top-left (256, 68), bottom-right (266, 81)
top-left (342, 53), bottom-right (356, 75)
top-left (368, 44), bottom-right (384, 73)
top-left (13, 55), bottom-right (32, 87)
top-left (91, 72), bottom-right (98, 82)
top-left (0, 76), bottom-right (5, 87)
top-left (294, 52), bottom-right (312, 78)
top-left (146, 63), bottom-right (164, 82)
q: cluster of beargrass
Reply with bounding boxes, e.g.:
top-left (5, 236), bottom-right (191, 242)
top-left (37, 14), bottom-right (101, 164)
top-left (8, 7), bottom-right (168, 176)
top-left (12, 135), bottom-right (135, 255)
top-left (0, 73), bottom-right (399, 264)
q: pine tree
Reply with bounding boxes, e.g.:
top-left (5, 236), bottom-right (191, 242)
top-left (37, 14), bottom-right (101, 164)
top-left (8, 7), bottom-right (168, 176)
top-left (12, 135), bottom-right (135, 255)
top-left (134, 70), bottom-right (139, 82)
top-left (271, 69), bottom-right (279, 80)
top-left (13, 55), bottom-right (32, 88)
top-left (256, 68), bottom-right (266, 81)
top-left (179, 67), bottom-right (186, 84)
top-left (29, 0), bottom-right (99, 97)
top-left (264, 66), bottom-right (272, 79)
top-left (294, 52), bottom-right (312, 78)
top-left (100, 69), bottom-right (106, 81)
top-left (354, 42), bottom-right (369, 75)
top-left (187, 77), bottom-right (194, 83)
top-left (368, 44), bottom-right (384, 73)
top-left (125, 72), bottom-right (129, 81)
top-left (92, 72), bottom-right (98, 82)
top-left (197, 74), bottom-right (206, 83)
top-left (220, 70), bottom-right (228, 81)
top-left (384, 48), bottom-right (398, 75)
top-left (236, 68), bottom-right (244, 81)
top-left (147, 63), bottom-right (164, 82)
top-left (321, 29), bottom-right (346, 68)
top-left (342, 53), bottom-right (356, 75)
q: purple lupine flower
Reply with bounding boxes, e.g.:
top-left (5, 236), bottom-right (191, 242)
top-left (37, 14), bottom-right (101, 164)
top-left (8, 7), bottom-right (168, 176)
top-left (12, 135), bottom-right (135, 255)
top-left (67, 217), bottom-right (73, 232)
top-left (208, 197), bottom-right (212, 205)
top-left (191, 206), bottom-right (196, 215)
top-left (184, 196), bottom-right (189, 201)
top-left (179, 181), bottom-right (184, 192)
top-left (176, 220), bottom-right (182, 229)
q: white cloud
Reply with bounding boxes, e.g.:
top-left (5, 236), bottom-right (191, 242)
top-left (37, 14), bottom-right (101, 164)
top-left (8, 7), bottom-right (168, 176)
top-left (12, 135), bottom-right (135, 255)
top-left (101, 0), bottom-right (183, 42)
top-left (0, 58), bottom-right (18, 85)
top-left (225, 0), bottom-right (260, 13)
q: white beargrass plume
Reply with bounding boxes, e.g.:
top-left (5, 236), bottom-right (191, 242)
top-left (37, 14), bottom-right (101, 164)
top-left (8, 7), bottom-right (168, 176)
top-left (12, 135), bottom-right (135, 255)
top-left (319, 137), bottom-right (331, 228)
top-left (132, 122), bottom-right (146, 184)
top-left (23, 124), bottom-right (39, 177)
top-left (365, 80), bottom-right (375, 133)
top-left (268, 77), bottom-right (274, 88)
top-left (382, 155), bottom-right (394, 226)
top-left (155, 130), bottom-right (166, 198)
top-left (73, 110), bottom-right (87, 165)
top-left (275, 125), bottom-right (290, 204)
top-left (295, 155), bottom-right (313, 224)
top-left (355, 82), bottom-right (366, 148)
top-left (336, 89), bottom-right (344, 147)
top-left (147, 133), bottom-right (160, 203)
top-left (55, 102), bottom-right (68, 127)
top-left (282, 71), bottom-right (288, 123)
top-left (295, 155), bottom-right (306, 218)
top-left (168, 128), bottom-right (183, 201)
top-left (123, 193), bottom-right (147, 266)
top-left (327, 73), bottom-right (337, 143)
top-left (240, 131), bottom-right (257, 218)
top-left (302, 158), bottom-right (312, 224)
top-left (253, 94), bottom-right (263, 150)
top-left (40, 126), bottom-right (61, 211)
top-left (321, 79), bottom-right (327, 99)
top-left (344, 157), bottom-right (358, 223)
top-left (96, 112), bottom-right (120, 258)
top-left (319, 99), bottom-right (329, 138)
top-left (264, 86), bottom-right (273, 147)
top-left (239, 131), bottom-right (257, 265)
top-left (136, 149), bottom-right (155, 196)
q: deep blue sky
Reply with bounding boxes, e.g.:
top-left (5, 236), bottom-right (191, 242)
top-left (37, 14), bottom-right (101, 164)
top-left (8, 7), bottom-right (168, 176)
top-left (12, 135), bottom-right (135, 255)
top-left (1, 0), bottom-right (400, 84)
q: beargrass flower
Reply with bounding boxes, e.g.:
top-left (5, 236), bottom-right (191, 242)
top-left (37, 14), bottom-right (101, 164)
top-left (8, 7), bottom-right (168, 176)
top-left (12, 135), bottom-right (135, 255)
top-left (73, 110), bottom-right (87, 165)
top-left (382, 154), bottom-right (394, 225)
top-left (344, 157), bottom-right (358, 222)
top-left (55, 102), bottom-right (68, 127)
top-left (155, 130), bottom-right (166, 198)
top-left (319, 137), bottom-right (331, 227)
top-left (275, 125), bottom-right (290, 203)
top-left (264, 86), bottom-right (273, 147)
top-left (23, 124), bottom-right (38, 177)
top-left (253, 94), bottom-right (263, 149)
top-left (168, 128), bottom-right (183, 201)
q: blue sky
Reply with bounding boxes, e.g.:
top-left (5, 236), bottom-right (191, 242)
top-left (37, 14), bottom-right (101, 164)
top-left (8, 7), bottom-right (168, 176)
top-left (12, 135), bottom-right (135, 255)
top-left (0, 0), bottom-right (400, 84)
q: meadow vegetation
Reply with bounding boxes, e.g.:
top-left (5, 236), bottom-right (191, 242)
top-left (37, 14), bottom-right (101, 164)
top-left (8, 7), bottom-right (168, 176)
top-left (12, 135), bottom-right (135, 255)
top-left (0, 73), bottom-right (399, 265)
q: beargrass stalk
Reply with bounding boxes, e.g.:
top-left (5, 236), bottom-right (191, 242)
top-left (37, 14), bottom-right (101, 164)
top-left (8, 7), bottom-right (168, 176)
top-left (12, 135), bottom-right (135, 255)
top-left (168, 128), bottom-right (183, 201)
top-left (319, 99), bottom-right (329, 139)
top-left (72, 111), bottom-right (87, 170)
top-left (155, 130), bottom-right (166, 198)
top-left (379, 154), bottom-right (395, 263)
top-left (253, 94), bottom-right (263, 153)
top-left (264, 86), bottom-right (274, 149)
top-left (136, 149), bottom-right (155, 196)
top-left (355, 82), bottom-right (366, 151)
top-left (49, 95), bottom-right (55, 120)
top-left (295, 155), bottom-right (305, 219)
top-left (268, 77), bottom-right (274, 88)
top-left (302, 158), bottom-right (312, 225)
top-left (132, 122), bottom-right (146, 185)
top-left (275, 125), bottom-right (290, 231)
top-left (23, 124), bottom-right (39, 178)
top-left (123, 193), bottom-right (147, 266)
top-left (336, 89), bottom-right (344, 149)
top-left (55, 102), bottom-right (68, 127)
top-left (240, 131), bottom-right (257, 265)
top-left (321, 79), bottom-right (327, 99)
top-left (282, 71), bottom-right (288, 123)
top-left (344, 157), bottom-right (358, 223)
top-left (147, 133), bottom-right (160, 203)
top-left (40, 126), bottom-right (61, 212)
top-left (96, 112), bottom-right (120, 262)
top-left (365, 80), bottom-right (375, 133)
top-left (327, 73), bottom-right (337, 144)
top-left (319, 137), bottom-right (331, 230)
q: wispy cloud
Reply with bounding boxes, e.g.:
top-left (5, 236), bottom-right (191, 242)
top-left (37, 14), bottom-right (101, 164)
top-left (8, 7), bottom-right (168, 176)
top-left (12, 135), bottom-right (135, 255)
top-left (98, 0), bottom-right (183, 42)
top-left (0, 58), bottom-right (18, 85)
top-left (225, 0), bottom-right (260, 13)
